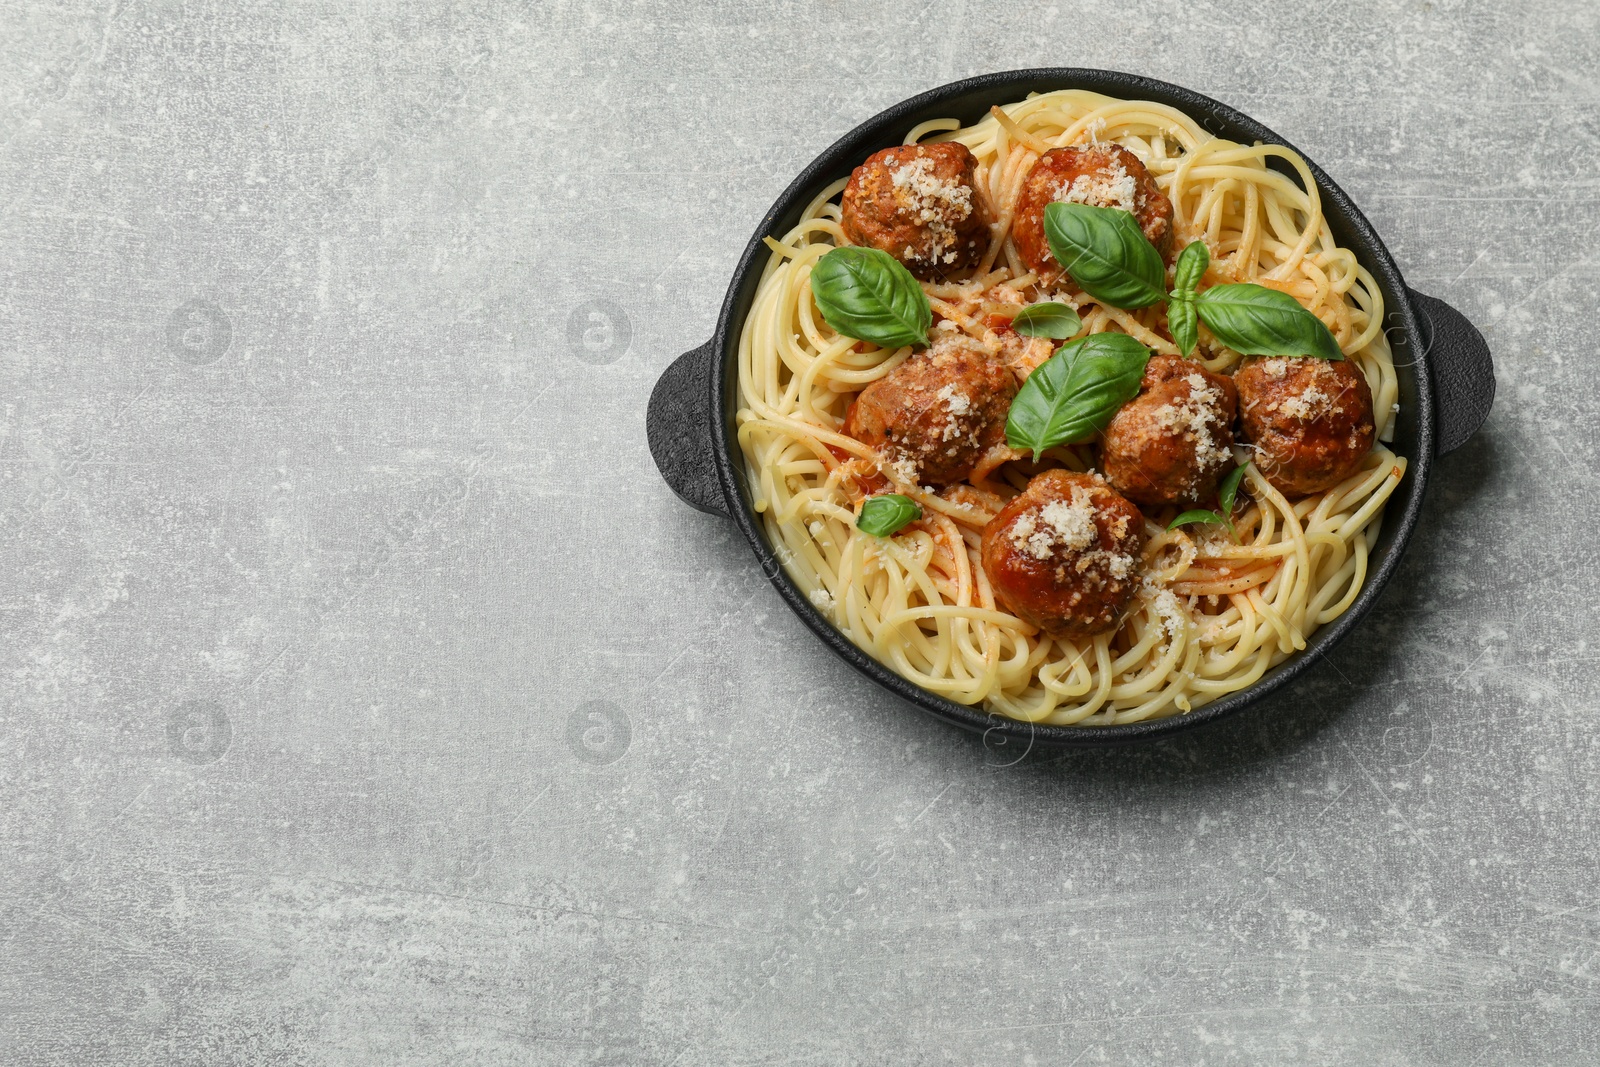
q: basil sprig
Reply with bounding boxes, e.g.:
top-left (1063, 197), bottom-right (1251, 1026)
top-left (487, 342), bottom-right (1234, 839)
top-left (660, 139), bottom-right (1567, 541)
top-left (1040, 200), bottom-right (1345, 360)
top-left (1009, 301), bottom-right (1082, 340)
top-left (1043, 203), bottom-right (1167, 308)
top-left (857, 493), bottom-right (922, 537)
top-left (809, 247), bottom-right (931, 350)
top-left (1005, 332), bottom-right (1151, 457)
top-left (1192, 282), bottom-right (1343, 360)
top-left (1168, 463), bottom-right (1251, 535)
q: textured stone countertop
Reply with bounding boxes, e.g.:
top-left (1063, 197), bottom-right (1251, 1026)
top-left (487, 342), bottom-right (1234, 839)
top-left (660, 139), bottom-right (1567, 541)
top-left (3, 1), bottom-right (1597, 1063)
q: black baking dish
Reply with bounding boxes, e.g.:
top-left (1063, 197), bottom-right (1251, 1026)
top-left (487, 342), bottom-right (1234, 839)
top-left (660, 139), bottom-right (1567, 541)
top-left (647, 68), bottom-right (1494, 747)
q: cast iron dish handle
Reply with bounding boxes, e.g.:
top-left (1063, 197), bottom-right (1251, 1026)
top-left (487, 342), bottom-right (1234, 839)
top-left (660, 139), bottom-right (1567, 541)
top-left (1407, 289), bottom-right (1495, 455)
top-left (647, 339), bottom-right (728, 516)
top-left (647, 291), bottom-right (1494, 512)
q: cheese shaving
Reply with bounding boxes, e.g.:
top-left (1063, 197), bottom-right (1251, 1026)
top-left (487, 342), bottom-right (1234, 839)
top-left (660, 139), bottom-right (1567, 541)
top-left (1012, 487), bottom-right (1099, 560)
top-left (884, 453), bottom-right (919, 486)
top-left (935, 383), bottom-right (973, 441)
top-left (1150, 372), bottom-right (1231, 470)
top-left (1054, 155), bottom-right (1137, 213)
top-left (1277, 385), bottom-right (1331, 421)
top-left (891, 154), bottom-right (974, 265)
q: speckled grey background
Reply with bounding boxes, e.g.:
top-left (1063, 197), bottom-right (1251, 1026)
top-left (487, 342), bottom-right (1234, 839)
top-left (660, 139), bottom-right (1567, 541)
top-left (1, 0), bottom-right (1595, 1063)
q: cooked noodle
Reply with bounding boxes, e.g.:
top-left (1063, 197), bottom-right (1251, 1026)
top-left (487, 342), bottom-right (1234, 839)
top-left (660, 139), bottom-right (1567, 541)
top-left (736, 90), bottom-right (1406, 726)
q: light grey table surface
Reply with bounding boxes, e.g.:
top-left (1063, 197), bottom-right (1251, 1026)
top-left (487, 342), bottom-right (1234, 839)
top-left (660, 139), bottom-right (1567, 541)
top-left (2, 1), bottom-right (1596, 1064)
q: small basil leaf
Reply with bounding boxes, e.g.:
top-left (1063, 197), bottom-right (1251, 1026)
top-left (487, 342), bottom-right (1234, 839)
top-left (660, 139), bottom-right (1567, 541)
top-left (1217, 462), bottom-right (1249, 518)
top-left (1005, 332), bottom-right (1151, 457)
top-left (1168, 509), bottom-right (1228, 531)
top-left (1009, 301), bottom-right (1082, 340)
top-left (1169, 298), bottom-right (1199, 357)
top-left (809, 247), bottom-right (931, 349)
top-left (1043, 202), bottom-right (1167, 309)
top-left (857, 494), bottom-right (922, 537)
top-left (1194, 283), bottom-right (1343, 360)
top-left (1167, 242), bottom-right (1210, 356)
top-left (1172, 240), bottom-right (1209, 297)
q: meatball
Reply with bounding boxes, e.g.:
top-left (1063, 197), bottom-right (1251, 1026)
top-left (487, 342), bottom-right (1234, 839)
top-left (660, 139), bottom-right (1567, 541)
top-left (842, 335), bottom-right (1016, 487)
top-left (1012, 144), bottom-right (1174, 275)
top-left (841, 143), bottom-right (991, 278)
top-left (1234, 357), bottom-right (1376, 497)
top-left (981, 470), bottom-right (1147, 639)
top-left (1101, 356), bottom-right (1239, 508)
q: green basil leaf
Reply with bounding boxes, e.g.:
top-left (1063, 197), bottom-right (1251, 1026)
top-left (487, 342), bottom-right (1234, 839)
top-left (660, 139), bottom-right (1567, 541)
top-left (1043, 202), bottom-right (1167, 309)
top-left (1169, 298), bottom-right (1198, 357)
top-left (1005, 332), bottom-right (1151, 457)
top-left (1194, 283), bottom-right (1343, 360)
top-left (809, 247), bottom-right (931, 349)
top-left (1168, 509), bottom-right (1228, 531)
top-left (1217, 462), bottom-right (1249, 518)
top-left (1009, 301), bottom-right (1082, 340)
top-left (1172, 240), bottom-right (1209, 297)
top-left (1167, 241), bottom-right (1210, 356)
top-left (857, 493), bottom-right (922, 537)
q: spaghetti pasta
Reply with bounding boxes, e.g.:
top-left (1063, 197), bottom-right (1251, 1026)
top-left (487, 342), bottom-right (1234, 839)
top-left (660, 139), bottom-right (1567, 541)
top-left (736, 90), bottom-right (1406, 727)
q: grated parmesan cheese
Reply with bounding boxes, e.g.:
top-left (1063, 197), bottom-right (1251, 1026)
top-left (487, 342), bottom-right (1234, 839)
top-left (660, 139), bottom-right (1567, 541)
top-left (1132, 575), bottom-right (1190, 644)
top-left (809, 588), bottom-right (836, 610)
top-left (935, 382), bottom-right (973, 441)
top-left (1078, 548), bottom-right (1136, 580)
top-left (1276, 385), bottom-right (1330, 421)
top-left (1012, 487), bottom-right (1099, 559)
top-left (1150, 372), bottom-right (1231, 471)
top-left (935, 382), bottom-right (972, 416)
top-left (884, 453), bottom-right (919, 486)
top-left (1053, 156), bottom-right (1137, 214)
top-left (891, 154), bottom-right (974, 264)
top-left (1152, 589), bottom-right (1186, 641)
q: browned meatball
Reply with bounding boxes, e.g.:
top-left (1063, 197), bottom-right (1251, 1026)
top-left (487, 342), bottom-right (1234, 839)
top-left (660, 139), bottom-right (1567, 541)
top-left (1101, 356), bottom-right (1239, 508)
top-left (1235, 357), bottom-right (1376, 497)
top-left (981, 470), bottom-right (1147, 639)
top-left (841, 143), bottom-right (991, 279)
top-left (842, 335), bottom-right (1016, 487)
top-left (1013, 144), bottom-right (1174, 274)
